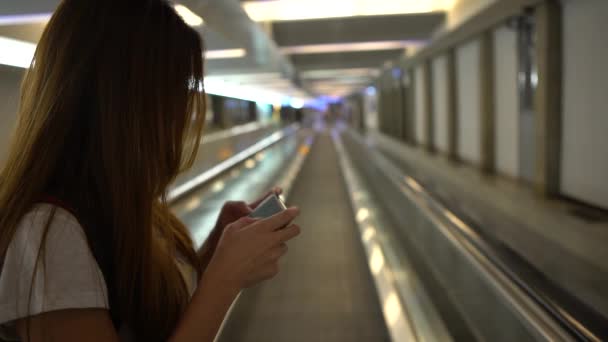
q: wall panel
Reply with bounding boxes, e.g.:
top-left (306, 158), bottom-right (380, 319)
top-left (414, 65), bottom-right (426, 144)
top-left (432, 55), bottom-right (449, 153)
top-left (493, 25), bottom-right (519, 178)
top-left (561, 0), bottom-right (608, 208)
top-left (456, 39), bottom-right (482, 164)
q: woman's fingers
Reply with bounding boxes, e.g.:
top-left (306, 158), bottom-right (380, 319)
top-left (275, 224), bottom-right (300, 243)
top-left (249, 207), bottom-right (299, 233)
top-left (264, 263), bottom-right (280, 279)
top-left (266, 243), bottom-right (287, 261)
top-left (210, 208), bottom-right (300, 290)
top-left (222, 201), bottom-right (252, 218)
top-left (226, 216), bottom-right (258, 231)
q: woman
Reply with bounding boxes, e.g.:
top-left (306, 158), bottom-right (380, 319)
top-left (0, 0), bottom-right (300, 341)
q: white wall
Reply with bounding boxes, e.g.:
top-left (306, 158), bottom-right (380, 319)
top-left (439, 0), bottom-right (498, 34)
top-left (432, 55), bottom-right (449, 153)
top-left (0, 65), bottom-right (23, 164)
top-left (561, 0), bottom-right (608, 209)
top-left (493, 25), bottom-right (519, 178)
top-left (456, 39), bottom-right (481, 164)
top-left (364, 88), bottom-right (379, 131)
top-left (414, 65), bottom-right (426, 144)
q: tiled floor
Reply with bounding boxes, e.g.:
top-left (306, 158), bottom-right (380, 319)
top-left (218, 133), bottom-right (389, 342)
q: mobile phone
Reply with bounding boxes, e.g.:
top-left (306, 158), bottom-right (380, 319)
top-left (249, 193), bottom-right (287, 219)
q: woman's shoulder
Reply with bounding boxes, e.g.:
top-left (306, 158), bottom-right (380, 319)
top-left (16, 203), bottom-right (84, 240)
top-left (0, 203), bottom-right (109, 331)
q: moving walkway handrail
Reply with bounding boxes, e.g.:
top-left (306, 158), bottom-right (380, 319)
top-left (201, 121), bottom-right (276, 145)
top-left (167, 123), bottom-right (299, 202)
top-left (350, 130), bottom-right (603, 342)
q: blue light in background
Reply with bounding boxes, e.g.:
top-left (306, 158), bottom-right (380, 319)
top-left (392, 68), bottom-right (402, 80)
top-left (306, 97), bottom-right (332, 112)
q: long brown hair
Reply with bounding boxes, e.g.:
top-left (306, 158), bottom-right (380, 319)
top-left (0, 0), bottom-right (206, 339)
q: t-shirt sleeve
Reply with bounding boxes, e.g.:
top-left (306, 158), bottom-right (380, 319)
top-left (0, 204), bottom-right (109, 329)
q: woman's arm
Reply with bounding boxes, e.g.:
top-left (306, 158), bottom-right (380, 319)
top-left (15, 208), bottom-right (299, 342)
top-left (14, 280), bottom-right (234, 342)
top-left (169, 266), bottom-right (239, 342)
top-left (174, 209), bottom-right (300, 341)
top-left (14, 277), bottom-right (235, 342)
top-left (16, 309), bottom-right (120, 342)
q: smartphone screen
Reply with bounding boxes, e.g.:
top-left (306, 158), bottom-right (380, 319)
top-left (249, 194), bottom-right (287, 219)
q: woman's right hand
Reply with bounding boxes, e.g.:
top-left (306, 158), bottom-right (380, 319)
top-left (203, 207), bottom-right (301, 291)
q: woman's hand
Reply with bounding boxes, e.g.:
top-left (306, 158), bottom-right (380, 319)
top-left (203, 207), bottom-right (300, 291)
top-left (198, 187), bottom-right (283, 270)
top-left (173, 206), bottom-right (298, 342)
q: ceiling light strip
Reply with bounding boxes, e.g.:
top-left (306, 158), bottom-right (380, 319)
top-left (242, 0), bottom-right (449, 22)
top-left (174, 4), bottom-right (204, 27)
top-left (0, 36), bottom-right (36, 68)
top-left (0, 13), bottom-right (52, 25)
top-left (301, 68), bottom-right (380, 79)
top-left (281, 40), bottom-right (424, 55)
top-left (205, 48), bottom-right (247, 59)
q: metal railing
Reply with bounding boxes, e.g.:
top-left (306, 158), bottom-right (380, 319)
top-left (168, 123), bottom-right (299, 202)
top-left (342, 129), bottom-right (602, 341)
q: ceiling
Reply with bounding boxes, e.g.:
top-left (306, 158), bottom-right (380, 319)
top-left (0, 0), bottom-right (448, 104)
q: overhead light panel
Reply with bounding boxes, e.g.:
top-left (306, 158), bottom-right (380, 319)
top-left (309, 79), bottom-right (370, 87)
top-left (205, 48), bottom-right (247, 59)
top-left (0, 36), bottom-right (36, 69)
top-left (290, 98), bottom-right (304, 109)
top-left (281, 40), bottom-right (423, 55)
top-left (242, 0), bottom-right (453, 22)
top-left (174, 4), bottom-right (204, 27)
top-left (0, 13), bottom-right (52, 25)
top-left (213, 72), bottom-right (283, 81)
top-left (301, 68), bottom-right (380, 79)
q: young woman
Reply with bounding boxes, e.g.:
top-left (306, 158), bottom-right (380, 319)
top-left (0, 0), bottom-right (301, 341)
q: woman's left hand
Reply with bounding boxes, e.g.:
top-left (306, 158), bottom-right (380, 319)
top-left (198, 187), bottom-right (283, 269)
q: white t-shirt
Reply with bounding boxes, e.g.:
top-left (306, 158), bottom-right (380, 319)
top-left (0, 204), bottom-right (198, 341)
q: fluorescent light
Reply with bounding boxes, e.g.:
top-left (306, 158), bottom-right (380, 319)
top-left (309, 79), bottom-right (370, 86)
top-left (205, 48), bottom-right (246, 59)
top-left (356, 208), bottom-right (370, 223)
top-left (281, 41), bottom-right (423, 55)
top-left (362, 225), bottom-right (376, 242)
top-left (310, 83), bottom-right (359, 90)
top-left (290, 98), bottom-right (304, 109)
top-left (203, 75), bottom-right (311, 107)
top-left (212, 72), bottom-right (282, 81)
top-left (0, 13), bottom-right (52, 25)
top-left (242, 0), bottom-right (448, 22)
top-left (301, 68), bottom-right (380, 79)
top-left (204, 78), bottom-right (287, 105)
top-left (0, 36), bottom-right (36, 68)
top-left (185, 197), bottom-right (201, 211)
top-left (383, 291), bottom-right (404, 327)
top-left (174, 4), bottom-right (204, 27)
